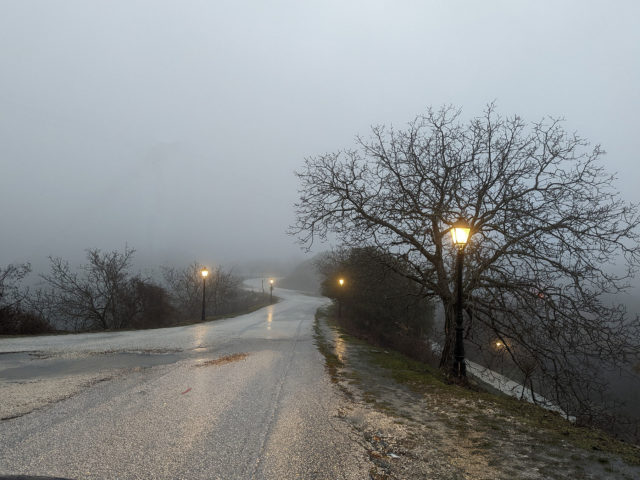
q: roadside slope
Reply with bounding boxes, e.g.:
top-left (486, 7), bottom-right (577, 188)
top-left (315, 309), bottom-right (640, 480)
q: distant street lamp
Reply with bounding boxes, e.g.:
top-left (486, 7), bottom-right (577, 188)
top-left (338, 278), bottom-right (345, 318)
top-left (269, 279), bottom-right (274, 303)
top-left (201, 267), bottom-right (209, 322)
top-left (450, 218), bottom-right (471, 378)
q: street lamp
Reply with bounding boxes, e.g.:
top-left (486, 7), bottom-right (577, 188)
top-left (269, 278), bottom-right (274, 303)
top-left (338, 278), bottom-right (345, 318)
top-left (201, 267), bottom-right (209, 322)
top-left (450, 218), bottom-right (471, 378)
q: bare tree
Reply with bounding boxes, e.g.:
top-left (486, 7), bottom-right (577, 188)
top-left (162, 263), bottom-right (242, 320)
top-left (292, 105), bottom-right (640, 420)
top-left (208, 267), bottom-right (242, 315)
top-left (162, 262), bottom-right (206, 320)
top-left (39, 247), bottom-right (136, 330)
top-left (0, 263), bottom-right (31, 309)
top-left (0, 263), bottom-right (52, 334)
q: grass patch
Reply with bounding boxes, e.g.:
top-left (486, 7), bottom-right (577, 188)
top-left (365, 348), bottom-right (452, 393)
top-left (371, 345), bottom-right (640, 465)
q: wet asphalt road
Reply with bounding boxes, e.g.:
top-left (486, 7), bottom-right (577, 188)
top-left (0, 284), bottom-right (370, 479)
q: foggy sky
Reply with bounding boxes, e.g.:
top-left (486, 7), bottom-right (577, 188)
top-left (1, 0), bottom-right (639, 272)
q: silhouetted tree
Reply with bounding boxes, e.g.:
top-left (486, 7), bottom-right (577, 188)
top-left (39, 247), bottom-right (136, 330)
top-left (161, 262), bottom-right (204, 320)
top-left (36, 247), bottom-right (175, 331)
top-left (292, 104), bottom-right (640, 419)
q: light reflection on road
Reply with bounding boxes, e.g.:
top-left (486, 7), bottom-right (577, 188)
top-left (192, 324), bottom-right (207, 349)
top-left (334, 335), bottom-right (346, 363)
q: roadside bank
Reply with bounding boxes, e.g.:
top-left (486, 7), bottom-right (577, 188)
top-left (314, 307), bottom-right (640, 480)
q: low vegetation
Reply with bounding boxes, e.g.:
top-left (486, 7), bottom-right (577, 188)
top-left (0, 306), bottom-right (54, 335)
top-left (0, 247), bottom-right (270, 334)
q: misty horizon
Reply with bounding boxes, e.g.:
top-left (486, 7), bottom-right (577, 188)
top-left (2, 1), bottom-right (639, 287)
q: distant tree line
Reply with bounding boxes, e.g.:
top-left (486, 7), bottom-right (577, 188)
top-left (0, 247), bottom-right (269, 334)
top-left (318, 247), bottom-right (436, 363)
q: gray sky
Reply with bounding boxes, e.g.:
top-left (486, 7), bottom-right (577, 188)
top-left (1, 0), bottom-right (639, 271)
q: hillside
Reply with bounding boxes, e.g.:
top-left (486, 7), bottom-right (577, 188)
top-left (278, 254), bottom-right (326, 294)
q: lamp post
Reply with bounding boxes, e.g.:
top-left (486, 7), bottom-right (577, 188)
top-left (338, 278), bottom-right (345, 318)
top-left (450, 218), bottom-right (471, 378)
top-left (201, 267), bottom-right (209, 322)
top-left (269, 279), bottom-right (274, 303)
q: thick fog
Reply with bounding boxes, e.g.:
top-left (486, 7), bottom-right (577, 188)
top-left (1, 1), bottom-right (639, 275)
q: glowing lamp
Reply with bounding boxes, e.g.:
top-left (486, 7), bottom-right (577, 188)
top-left (450, 218), bottom-right (471, 247)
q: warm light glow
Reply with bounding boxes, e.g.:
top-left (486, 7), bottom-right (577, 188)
top-left (269, 279), bottom-right (274, 285)
top-left (335, 335), bottom-right (346, 362)
top-left (338, 278), bottom-right (345, 287)
top-left (495, 341), bottom-right (503, 348)
top-left (450, 218), bottom-right (471, 247)
top-left (201, 268), bottom-right (209, 278)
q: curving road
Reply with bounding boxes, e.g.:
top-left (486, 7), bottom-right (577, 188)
top-left (0, 282), bottom-right (370, 479)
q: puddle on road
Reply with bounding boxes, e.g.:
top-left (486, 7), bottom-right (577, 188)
top-left (0, 351), bottom-right (184, 381)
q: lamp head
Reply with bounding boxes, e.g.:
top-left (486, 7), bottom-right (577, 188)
top-left (201, 268), bottom-right (209, 278)
top-left (338, 278), bottom-right (345, 287)
top-left (450, 218), bottom-right (471, 248)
